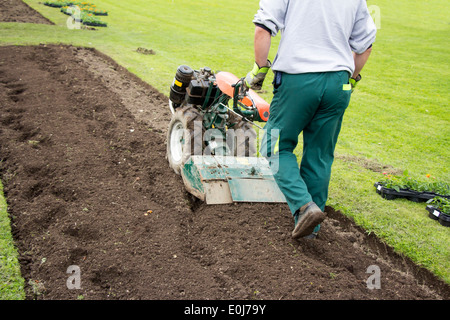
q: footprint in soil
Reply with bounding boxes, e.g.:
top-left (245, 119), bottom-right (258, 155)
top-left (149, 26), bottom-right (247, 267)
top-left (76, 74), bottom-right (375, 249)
top-left (5, 82), bottom-right (27, 102)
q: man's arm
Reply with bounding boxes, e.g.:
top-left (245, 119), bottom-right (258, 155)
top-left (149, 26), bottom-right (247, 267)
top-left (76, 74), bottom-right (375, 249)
top-left (246, 0), bottom-right (288, 89)
top-left (254, 25), bottom-right (272, 68)
top-left (245, 25), bottom-right (272, 90)
top-left (352, 45), bottom-right (372, 78)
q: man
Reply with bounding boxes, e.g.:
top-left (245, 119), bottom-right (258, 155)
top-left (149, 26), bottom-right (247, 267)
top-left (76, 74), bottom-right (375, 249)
top-left (245, 0), bottom-right (377, 239)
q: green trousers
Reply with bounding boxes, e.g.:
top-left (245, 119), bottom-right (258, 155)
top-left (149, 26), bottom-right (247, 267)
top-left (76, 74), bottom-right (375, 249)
top-left (261, 71), bottom-right (352, 230)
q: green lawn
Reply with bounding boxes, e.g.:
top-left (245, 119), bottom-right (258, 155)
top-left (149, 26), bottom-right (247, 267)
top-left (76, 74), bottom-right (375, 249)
top-left (0, 181), bottom-right (25, 300)
top-left (0, 0), bottom-right (448, 298)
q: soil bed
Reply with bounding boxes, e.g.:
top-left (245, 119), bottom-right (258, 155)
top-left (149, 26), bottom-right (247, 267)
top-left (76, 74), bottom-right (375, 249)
top-left (1, 0), bottom-right (449, 301)
top-left (0, 0), bottom-right (53, 24)
top-left (1, 44), bottom-right (449, 300)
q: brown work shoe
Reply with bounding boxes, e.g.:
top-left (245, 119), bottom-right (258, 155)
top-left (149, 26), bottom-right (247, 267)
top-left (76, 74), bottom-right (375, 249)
top-left (292, 202), bottom-right (326, 239)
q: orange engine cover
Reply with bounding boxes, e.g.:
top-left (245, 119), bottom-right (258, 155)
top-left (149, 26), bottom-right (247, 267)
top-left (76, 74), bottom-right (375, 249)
top-left (215, 71), bottom-right (270, 122)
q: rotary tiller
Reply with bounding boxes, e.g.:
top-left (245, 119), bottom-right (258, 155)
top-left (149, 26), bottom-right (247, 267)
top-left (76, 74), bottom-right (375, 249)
top-left (166, 65), bottom-right (285, 204)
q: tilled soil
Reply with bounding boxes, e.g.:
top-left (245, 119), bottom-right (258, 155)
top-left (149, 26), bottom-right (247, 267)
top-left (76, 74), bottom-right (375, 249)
top-left (0, 0), bottom-right (52, 24)
top-left (0, 1), bottom-right (449, 301)
top-left (1, 44), bottom-right (449, 301)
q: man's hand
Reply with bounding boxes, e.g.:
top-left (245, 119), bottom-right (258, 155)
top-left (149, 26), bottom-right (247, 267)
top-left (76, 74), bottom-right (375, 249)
top-left (245, 60), bottom-right (271, 90)
top-left (349, 74), bottom-right (361, 92)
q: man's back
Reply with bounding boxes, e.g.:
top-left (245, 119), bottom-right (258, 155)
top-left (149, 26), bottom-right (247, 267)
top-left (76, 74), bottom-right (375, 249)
top-left (253, 0), bottom-right (377, 74)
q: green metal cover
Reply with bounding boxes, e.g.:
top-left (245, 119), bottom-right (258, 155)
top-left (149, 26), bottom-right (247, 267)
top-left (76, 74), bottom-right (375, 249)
top-left (181, 155), bottom-right (286, 204)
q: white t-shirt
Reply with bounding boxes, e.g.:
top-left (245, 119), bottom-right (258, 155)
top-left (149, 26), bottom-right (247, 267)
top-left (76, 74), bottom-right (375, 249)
top-left (253, 0), bottom-right (377, 75)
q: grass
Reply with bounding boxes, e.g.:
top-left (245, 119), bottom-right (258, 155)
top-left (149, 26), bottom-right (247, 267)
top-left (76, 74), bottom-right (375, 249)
top-left (324, 0), bottom-right (449, 282)
top-left (0, 180), bottom-right (25, 300)
top-left (0, 0), bottom-right (448, 297)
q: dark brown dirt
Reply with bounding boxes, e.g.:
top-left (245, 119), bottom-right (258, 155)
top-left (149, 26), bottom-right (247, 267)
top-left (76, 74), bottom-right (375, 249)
top-left (0, 0), bottom-right (52, 24)
top-left (1, 1), bottom-right (449, 302)
top-left (1, 44), bottom-right (449, 301)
